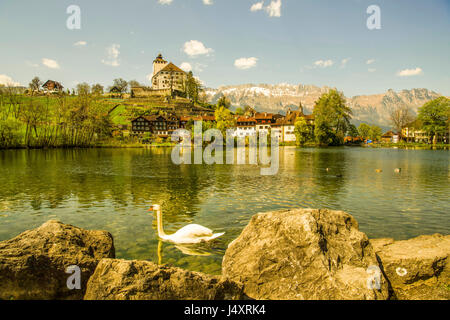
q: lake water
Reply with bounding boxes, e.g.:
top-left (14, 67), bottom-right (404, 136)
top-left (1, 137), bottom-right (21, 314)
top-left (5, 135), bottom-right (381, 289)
top-left (0, 147), bottom-right (449, 275)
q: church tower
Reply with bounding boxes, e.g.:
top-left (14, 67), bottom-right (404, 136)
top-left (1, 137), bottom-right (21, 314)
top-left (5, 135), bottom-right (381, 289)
top-left (153, 53), bottom-right (168, 77)
top-left (298, 102), bottom-right (304, 115)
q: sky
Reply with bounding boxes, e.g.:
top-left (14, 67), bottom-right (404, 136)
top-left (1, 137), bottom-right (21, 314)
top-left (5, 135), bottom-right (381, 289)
top-left (0, 0), bottom-right (449, 97)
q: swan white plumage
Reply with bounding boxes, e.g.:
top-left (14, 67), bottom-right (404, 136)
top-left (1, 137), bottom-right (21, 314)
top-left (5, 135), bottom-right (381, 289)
top-left (149, 204), bottom-right (225, 244)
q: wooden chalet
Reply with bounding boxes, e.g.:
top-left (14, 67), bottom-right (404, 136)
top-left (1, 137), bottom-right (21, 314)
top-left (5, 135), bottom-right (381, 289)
top-left (42, 80), bottom-right (63, 92)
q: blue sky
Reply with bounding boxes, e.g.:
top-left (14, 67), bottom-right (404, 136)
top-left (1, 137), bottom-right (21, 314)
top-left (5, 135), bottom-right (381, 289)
top-left (0, 0), bottom-right (449, 96)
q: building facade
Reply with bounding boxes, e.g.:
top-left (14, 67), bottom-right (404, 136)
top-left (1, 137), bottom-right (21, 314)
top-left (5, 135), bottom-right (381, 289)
top-left (151, 54), bottom-right (187, 92)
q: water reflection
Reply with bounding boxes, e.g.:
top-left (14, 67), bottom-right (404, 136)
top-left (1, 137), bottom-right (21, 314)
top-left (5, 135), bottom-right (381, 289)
top-left (0, 147), bottom-right (449, 275)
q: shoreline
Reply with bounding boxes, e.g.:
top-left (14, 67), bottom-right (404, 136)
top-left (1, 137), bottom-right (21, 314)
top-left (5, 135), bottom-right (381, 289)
top-left (0, 209), bottom-right (449, 300)
top-left (1, 142), bottom-right (449, 151)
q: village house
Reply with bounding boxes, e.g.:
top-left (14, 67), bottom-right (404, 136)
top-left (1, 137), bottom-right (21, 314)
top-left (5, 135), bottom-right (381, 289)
top-left (234, 117), bottom-right (257, 138)
top-left (42, 80), bottom-right (63, 93)
top-left (402, 120), bottom-right (429, 143)
top-left (381, 131), bottom-right (400, 143)
top-left (254, 113), bottom-right (280, 134)
top-left (280, 107), bottom-right (315, 143)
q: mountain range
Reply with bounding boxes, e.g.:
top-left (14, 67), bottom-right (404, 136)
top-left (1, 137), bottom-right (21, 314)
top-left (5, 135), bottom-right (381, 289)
top-left (204, 84), bottom-right (442, 128)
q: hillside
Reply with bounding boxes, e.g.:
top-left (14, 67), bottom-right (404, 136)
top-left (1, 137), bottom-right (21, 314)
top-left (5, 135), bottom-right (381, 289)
top-left (205, 84), bottom-right (442, 127)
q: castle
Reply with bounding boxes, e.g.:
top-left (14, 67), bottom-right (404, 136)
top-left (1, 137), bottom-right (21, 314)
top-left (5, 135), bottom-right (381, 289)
top-left (131, 54), bottom-right (187, 98)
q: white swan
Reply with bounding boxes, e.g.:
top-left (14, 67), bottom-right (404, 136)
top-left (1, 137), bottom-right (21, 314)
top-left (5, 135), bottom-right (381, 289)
top-left (148, 204), bottom-right (225, 244)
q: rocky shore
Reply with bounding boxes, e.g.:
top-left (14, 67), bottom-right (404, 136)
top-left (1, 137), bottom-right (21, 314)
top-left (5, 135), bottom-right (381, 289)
top-left (0, 209), bottom-right (448, 300)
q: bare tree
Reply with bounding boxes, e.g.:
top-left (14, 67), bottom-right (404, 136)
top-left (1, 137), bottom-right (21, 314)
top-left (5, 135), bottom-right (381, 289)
top-left (390, 105), bottom-right (414, 135)
top-left (29, 77), bottom-right (42, 93)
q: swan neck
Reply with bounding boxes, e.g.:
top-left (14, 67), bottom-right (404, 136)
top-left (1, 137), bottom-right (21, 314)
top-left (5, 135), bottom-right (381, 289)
top-left (156, 209), bottom-right (166, 237)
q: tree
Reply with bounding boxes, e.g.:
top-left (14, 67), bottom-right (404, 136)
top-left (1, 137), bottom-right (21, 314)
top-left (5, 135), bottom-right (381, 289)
top-left (418, 97), bottom-right (450, 144)
top-left (390, 105), bottom-right (414, 136)
top-left (112, 78), bottom-right (128, 93)
top-left (91, 84), bottom-right (104, 95)
top-left (358, 123), bottom-right (371, 140)
top-left (235, 107), bottom-right (244, 115)
top-left (185, 71), bottom-right (201, 103)
top-left (76, 82), bottom-right (91, 96)
top-left (215, 106), bottom-right (235, 136)
top-left (313, 90), bottom-right (352, 145)
top-left (368, 125), bottom-right (382, 141)
top-left (294, 117), bottom-right (311, 146)
top-left (217, 96), bottom-right (231, 110)
top-left (29, 77), bottom-right (42, 93)
top-left (347, 124), bottom-right (359, 138)
top-left (129, 80), bottom-right (141, 88)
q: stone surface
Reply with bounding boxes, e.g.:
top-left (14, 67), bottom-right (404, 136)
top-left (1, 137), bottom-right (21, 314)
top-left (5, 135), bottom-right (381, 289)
top-left (371, 234), bottom-right (450, 300)
top-left (84, 259), bottom-right (245, 300)
top-left (222, 208), bottom-right (389, 300)
top-left (0, 220), bottom-right (115, 300)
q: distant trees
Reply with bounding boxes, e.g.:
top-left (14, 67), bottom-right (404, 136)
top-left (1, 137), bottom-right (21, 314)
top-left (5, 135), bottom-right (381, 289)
top-left (357, 123), bottom-right (382, 141)
top-left (29, 77), bottom-right (42, 93)
top-left (128, 80), bottom-right (142, 88)
top-left (390, 105), bottom-right (414, 135)
top-left (347, 124), bottom-right (359, 138)
top-left (235, 107), bottom-right (244, 115)
top-left (185, 71), bottom-right (202, 103)
top-left (76, 82), bottom-right (91, 96)
top-left (217, 96), bottom-right (231, 110)
top-left (368, 125), bottom-right (382, 141)
top-left (313, 90), bottom-right (352, 146)
top-left (418, 97), bottom-right (450, 144)
top-left (215, 106), bottom-right (235, 136)
top-left (112, 78), bottom-right (128, 93)
top-left (294, 117), bottom-right (312, 146)
top-left (91, 84), bottom-right (104, 95)
top-left (357, 123), bottom-right (371, 139)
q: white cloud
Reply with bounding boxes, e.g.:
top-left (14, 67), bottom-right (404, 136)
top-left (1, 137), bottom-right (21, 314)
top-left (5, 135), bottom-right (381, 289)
top-left (368, 68), bottom-right (376, 73)
top-left (234, 57), bottom-right (258, 70)
top-left (42, 58), bottom-right (60, 69)
top-left (397, 67), bottom-right (423, 77)
top-left (250, 1), bottom-right (264, 11)
top-left (367, 59), bottom-right (375, 65)
top-left (180, 62), bottom-right (193, 72)
top-left (101, 44), bottom-right (120, 67)
top-left (202, 0), bottom-right (213, 5)
top-left (158, 0), bottom-right (173, 4)
top-left (74, 41), bottom-right (87, 47)
top-left (340, 58), bottom-right (351, 68)
top-left (0, 74), bottom-right (21, 87)
top-left (26, 61), bottom-right (39, 68)
top-left (194, 76), bottom-right (205, 86)
top-left (265, 0), bottom-right (282, 17)
top-left (183, 40), bottom-right (213, 57)
top-left (314, 60), bottom-right (334, 68)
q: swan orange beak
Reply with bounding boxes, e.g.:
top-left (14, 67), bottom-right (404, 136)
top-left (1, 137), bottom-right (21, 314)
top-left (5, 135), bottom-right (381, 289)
top-left (148, 207), bottom-right (154, 212)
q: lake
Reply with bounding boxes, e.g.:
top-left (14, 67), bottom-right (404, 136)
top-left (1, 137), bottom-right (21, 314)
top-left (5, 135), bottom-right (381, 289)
top-left (0, 147), bottom-right (449, 275)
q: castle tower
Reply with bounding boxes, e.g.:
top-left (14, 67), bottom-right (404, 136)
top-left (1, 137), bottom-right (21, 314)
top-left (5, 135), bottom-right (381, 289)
top-left (153, 53), bottom-right (168, 77)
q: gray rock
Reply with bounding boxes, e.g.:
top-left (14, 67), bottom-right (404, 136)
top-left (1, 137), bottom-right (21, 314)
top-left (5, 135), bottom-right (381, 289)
top-left (222, 208), bottom-right (389, 300)
top-left (84, 259), bottom-right (245, 300)
top-left (371, 234), bottom-right (450, 300)
top-left (0, 220), bottom-right (115, 300)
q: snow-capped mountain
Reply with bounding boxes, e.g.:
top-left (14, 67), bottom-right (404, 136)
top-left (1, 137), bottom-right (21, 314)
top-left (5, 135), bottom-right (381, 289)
top-left (205, 84), bottom-right (442, 127)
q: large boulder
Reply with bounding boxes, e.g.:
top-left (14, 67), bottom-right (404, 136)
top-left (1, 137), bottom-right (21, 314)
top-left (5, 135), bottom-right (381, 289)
top-left (371, 234), bottom-right (450, 300)
top-left (84, 259), bottom-right (245, 300)
top-left (222, 209), bottom-right (389, 300)
top-left (0, 220), bottom-right (115, 300)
